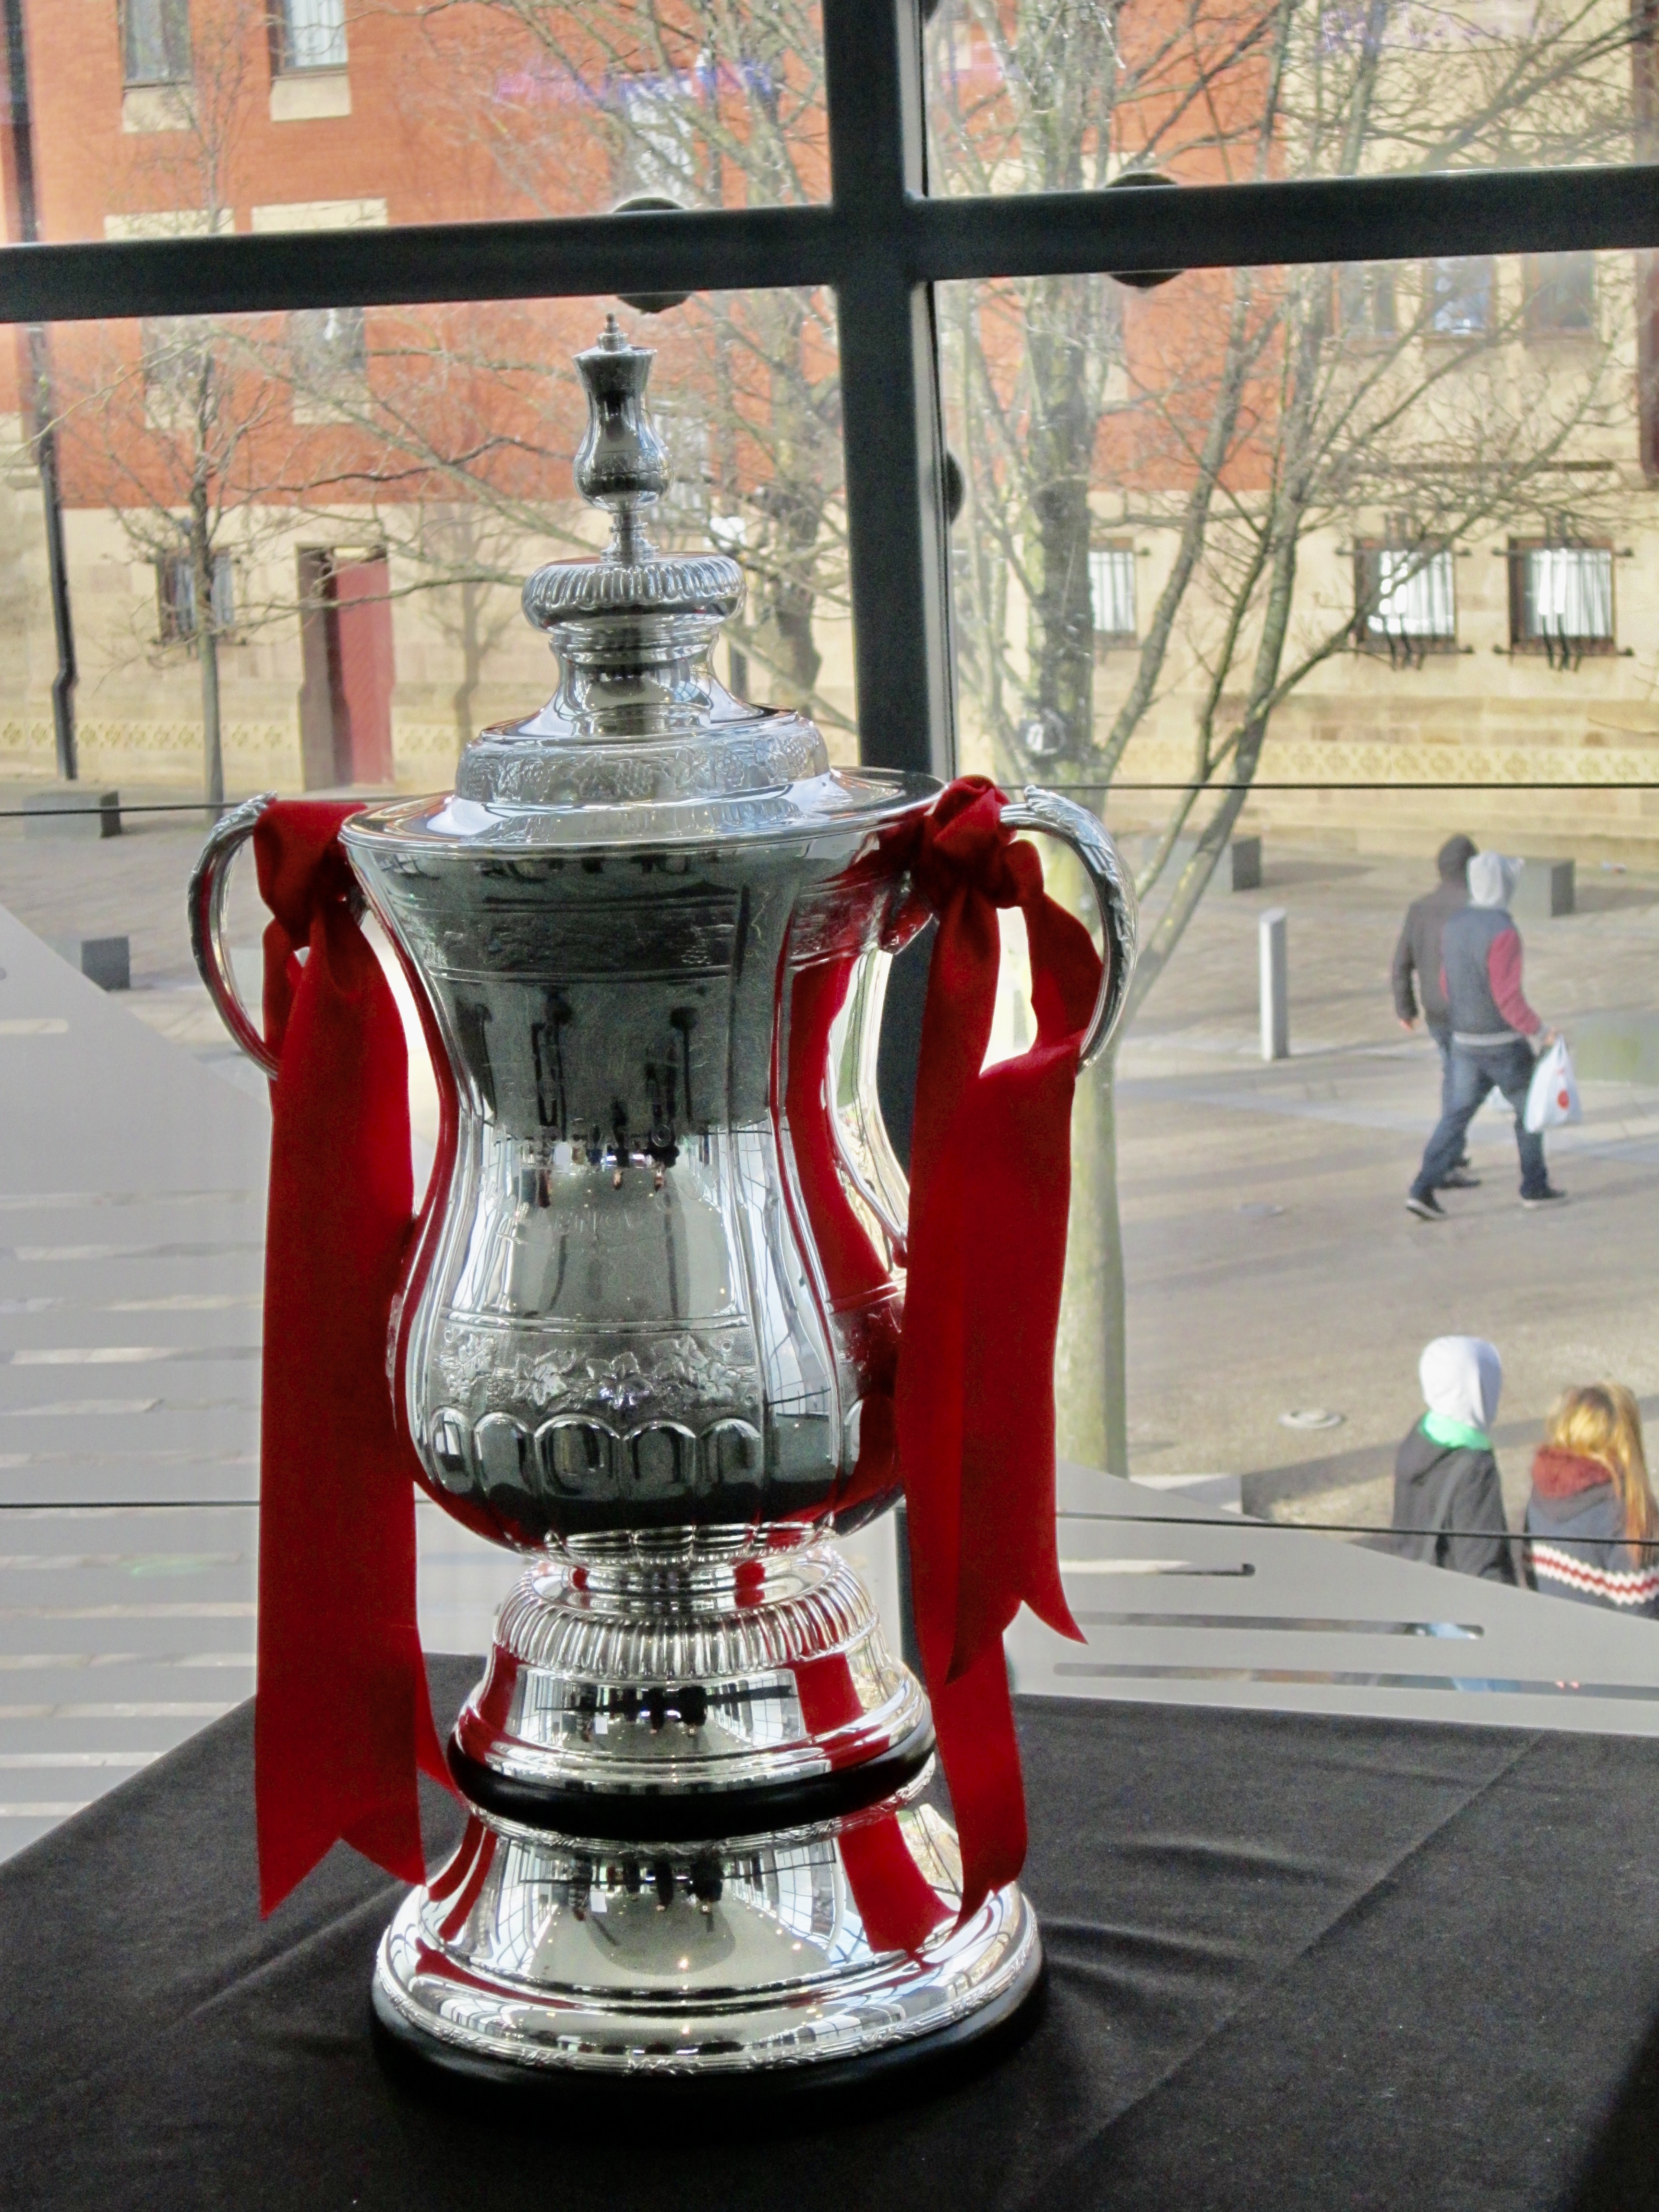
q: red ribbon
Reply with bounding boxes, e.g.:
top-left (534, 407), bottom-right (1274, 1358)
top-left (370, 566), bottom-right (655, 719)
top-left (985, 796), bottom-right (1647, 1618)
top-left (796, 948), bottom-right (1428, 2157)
top-left (250, 777), bottom-right (1100, 1929)
top-left (252, 800), bottom-right (451, 1915)
top-left (890, 778), bottom-right (1099, 1917)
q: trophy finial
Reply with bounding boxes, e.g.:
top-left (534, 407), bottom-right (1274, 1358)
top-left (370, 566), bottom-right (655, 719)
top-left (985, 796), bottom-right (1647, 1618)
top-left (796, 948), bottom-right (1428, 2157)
top-left (573, 313), bottom-right (670, 563)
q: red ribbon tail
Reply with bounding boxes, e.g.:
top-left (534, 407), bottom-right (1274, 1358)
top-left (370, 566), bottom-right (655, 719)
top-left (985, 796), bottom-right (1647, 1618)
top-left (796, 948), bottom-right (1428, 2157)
top-left (252, 802), bottom-right (451, 1916)
top-left (932, 1650), bottom-right (1027, 1924)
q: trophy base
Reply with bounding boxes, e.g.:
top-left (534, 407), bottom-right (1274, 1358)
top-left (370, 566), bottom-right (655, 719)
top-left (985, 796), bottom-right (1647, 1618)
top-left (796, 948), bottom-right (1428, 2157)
top-left (371, 1795), bottom-right (1041, 2085)
top-left (373, 1533), bottom-right (1039, 2084)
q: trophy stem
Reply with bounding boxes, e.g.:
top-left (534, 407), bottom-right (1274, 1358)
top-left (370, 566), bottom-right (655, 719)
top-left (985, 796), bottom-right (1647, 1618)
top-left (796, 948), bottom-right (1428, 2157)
top-left (373, 1541), bottom-right (1042, 2082)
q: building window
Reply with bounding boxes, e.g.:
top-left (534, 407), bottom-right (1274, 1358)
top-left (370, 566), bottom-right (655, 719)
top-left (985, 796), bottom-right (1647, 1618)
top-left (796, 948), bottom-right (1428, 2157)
top-left (157, 552), bottom-right (234, 645)
top-left (1354, 541), bottom-right (1457, 657)
top-left (1426, 256), bottom-right (1495, 337)
top-left (614, 75), bottom-right (706, 203)
top-left (1089, 544), bottom-right (1137, 646)
top-left (274, 0), bottom-right (347, 73)
top-left (123, 0), bottom-right (191, 86)
top-left (1509, 539), bottom-right (1614, 661)
top-left (139, 315), bottom-right (212, 409)
top-left (288, 305), bottom-right (367, 386)
top-left (1523, 252), bottom-right (1595, 339)
top-left (1337, 263), bottom-right (1397, 345)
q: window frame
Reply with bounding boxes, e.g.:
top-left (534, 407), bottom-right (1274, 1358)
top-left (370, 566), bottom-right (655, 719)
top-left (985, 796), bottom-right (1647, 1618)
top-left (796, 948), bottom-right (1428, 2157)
top-left (1506, 535), bottom-right (1618, 664)
top-left (156, 549), bottom-right (234, 647)
top-left (269, 0), bottom-right (347, 78)
top-left (120, 0), bottom-right (191, 90)
top-left (1425, 254), bottom-right (1497, 339)
top-left (4, 0), bottom-right (1659, 784)
top-left (1089, 542), bottom-right (1138, 652)
top-left (1521, 250), bottom-right (1598, 340)
top-left (1351, 539), bottom-right (1460, 663)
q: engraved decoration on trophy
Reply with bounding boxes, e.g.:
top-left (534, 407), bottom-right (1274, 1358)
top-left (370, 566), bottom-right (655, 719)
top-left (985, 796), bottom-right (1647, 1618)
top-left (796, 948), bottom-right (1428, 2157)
top-left (189, 313), bottom-right (1138, 2084)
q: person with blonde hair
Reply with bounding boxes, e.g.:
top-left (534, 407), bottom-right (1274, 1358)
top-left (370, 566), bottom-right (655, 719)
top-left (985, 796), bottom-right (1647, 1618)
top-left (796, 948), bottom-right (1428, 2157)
top-left (1525, 1384), bottom-right (1659, 1616)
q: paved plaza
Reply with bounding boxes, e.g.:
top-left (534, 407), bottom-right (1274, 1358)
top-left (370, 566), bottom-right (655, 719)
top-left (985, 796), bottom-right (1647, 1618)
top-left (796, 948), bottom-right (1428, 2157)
top-left (1112, 837), bottom-right (1659, 1531)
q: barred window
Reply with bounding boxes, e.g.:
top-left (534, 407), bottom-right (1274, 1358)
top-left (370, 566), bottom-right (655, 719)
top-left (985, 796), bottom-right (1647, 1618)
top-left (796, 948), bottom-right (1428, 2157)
top-left (1354, 544), bottom-right (1456, 650)
top-left (1089, 545), bottom-right (1137, 646)
top-left (1509, 541), bottom-right (1614, 655)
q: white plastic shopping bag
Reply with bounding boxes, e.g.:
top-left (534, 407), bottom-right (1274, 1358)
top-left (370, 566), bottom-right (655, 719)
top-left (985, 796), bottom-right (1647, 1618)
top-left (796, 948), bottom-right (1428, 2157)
top-left (1525, 1036), bottom-right (1582, 1132)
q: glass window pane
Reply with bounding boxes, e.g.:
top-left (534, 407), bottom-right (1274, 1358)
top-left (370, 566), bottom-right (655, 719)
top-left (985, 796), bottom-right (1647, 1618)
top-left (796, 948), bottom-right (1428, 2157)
top-left (29, 3), bottom-right (825, 239)
top-left (277, 0), bottom-right (348, 75)
top-left (122, 0), bottom-right (191, 88)
top-left (942, 257), bottom-right (1659, 1678)
top-left (927, 0), bottom-right (1658, 190)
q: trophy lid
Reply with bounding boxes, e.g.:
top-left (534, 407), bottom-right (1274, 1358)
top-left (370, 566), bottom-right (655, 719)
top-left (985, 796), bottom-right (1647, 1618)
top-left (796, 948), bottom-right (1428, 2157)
top-left (365, 314), bottom-right (933, 851)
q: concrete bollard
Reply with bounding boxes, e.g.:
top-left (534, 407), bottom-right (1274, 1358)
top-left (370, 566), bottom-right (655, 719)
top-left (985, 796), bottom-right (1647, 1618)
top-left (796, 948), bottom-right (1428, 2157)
top-left (1230, 835), bottom-right (1262, 892)
top-left (47, 934), bottom-right (131, 990)
top-left (1259, 907), bottom-right (1288, 1061)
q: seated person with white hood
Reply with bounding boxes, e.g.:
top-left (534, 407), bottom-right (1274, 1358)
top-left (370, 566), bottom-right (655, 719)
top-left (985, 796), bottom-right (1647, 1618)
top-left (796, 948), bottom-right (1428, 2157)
top-left (1389, 1336), bottom-right (1518, 1583)
top-left (1406, 850), bottom-right (1565, 1219)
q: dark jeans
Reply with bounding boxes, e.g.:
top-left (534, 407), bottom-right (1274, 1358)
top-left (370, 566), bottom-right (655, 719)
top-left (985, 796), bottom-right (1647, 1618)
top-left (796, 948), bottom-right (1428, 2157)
top-left (1412, 1038), bottom-right (1548, 1199)
top-left (1427, 1023), bottom-right (1471, 1174)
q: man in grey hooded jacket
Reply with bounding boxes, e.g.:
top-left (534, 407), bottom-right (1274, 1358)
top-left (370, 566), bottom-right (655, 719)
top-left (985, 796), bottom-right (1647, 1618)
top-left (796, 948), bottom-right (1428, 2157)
top-left (1406, 852), bottom-right (1564, 1217)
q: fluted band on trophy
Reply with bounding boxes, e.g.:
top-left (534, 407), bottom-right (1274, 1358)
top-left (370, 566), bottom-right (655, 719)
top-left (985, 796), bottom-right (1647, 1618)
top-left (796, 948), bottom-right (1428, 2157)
top-left (190, 314), bottom-right (1137, 2084)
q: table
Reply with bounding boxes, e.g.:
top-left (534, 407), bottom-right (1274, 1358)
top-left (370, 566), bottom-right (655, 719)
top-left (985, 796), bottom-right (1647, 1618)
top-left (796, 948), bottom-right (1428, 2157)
top-left (5, 1657), bottom-right (1657, 2209)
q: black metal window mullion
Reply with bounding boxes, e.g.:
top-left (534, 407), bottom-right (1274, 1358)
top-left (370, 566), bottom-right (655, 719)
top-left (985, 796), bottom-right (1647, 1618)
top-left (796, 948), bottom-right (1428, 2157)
top-left (824, 0), bottom-right (953, 782)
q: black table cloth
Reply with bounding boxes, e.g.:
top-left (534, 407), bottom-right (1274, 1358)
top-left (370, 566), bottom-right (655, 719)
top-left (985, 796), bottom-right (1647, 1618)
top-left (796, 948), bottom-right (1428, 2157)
top-left (5, 1656), bottom-right (1657, 2209)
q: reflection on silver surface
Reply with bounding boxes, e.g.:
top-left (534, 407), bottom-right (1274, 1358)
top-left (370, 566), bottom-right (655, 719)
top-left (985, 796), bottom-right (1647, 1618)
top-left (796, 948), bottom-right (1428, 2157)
top-left (455, 1540), bottom-right (926, 1801)
top-left (376, 1795), bottom-right (1039, 2077)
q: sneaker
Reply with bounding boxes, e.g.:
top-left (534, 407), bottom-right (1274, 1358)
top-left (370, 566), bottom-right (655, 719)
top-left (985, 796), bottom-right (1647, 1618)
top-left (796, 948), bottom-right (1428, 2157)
top-left (1438, 1166), bottom-right (1482, 1190)
top-left (1520, 1186), bottom-right (1568, 1210)
top-left (1406, 1191), bottom-right (1446, 1220)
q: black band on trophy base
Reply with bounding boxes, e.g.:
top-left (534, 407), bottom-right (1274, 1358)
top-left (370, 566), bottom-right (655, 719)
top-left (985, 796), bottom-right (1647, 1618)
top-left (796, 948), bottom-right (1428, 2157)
top-left (445, 1716), bottom-right (938, 1843)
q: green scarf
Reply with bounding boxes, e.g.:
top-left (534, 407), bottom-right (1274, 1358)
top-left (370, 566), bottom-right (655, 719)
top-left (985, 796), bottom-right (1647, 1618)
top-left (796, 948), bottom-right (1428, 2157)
top-left (1421, 1409), bottom-right (1488, 1453)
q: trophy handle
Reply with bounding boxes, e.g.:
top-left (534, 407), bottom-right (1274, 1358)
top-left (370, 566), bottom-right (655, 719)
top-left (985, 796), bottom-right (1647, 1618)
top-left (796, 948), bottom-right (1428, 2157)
top-left (188, 791), bottom-right (280, 1079)
top-left (830, 947), bottom-right (913, 1263)
top-left (999, 785), bottom-right (1139, 1068)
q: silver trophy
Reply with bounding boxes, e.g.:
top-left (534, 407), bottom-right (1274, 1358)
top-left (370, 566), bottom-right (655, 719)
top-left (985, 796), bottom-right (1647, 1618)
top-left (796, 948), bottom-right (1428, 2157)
top-left (192, 316), bottom-right (1135, 2084)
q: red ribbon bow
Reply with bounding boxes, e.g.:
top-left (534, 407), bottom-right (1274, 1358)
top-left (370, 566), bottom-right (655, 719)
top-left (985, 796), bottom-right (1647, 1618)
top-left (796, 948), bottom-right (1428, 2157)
top-left (250, 777), bottom-right (1101, 1928)
top-left (252, 801), bottom-right (451, 1914)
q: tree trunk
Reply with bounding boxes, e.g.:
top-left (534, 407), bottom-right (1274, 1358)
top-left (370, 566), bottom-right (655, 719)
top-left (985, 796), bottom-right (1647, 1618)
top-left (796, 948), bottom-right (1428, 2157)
top-left (452, 576), bottom-right (482, 756)
top-left (200, 619), bottom-right (224, 808)
top-left (1055, 1041), bottom-right (1128, 1483)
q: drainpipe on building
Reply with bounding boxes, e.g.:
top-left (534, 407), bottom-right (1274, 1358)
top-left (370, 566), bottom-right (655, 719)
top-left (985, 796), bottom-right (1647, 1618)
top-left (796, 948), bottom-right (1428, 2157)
top-left (0, 0), bottom-right (76, 781)
top-left (1636, 0), bottom-right (1659, 485)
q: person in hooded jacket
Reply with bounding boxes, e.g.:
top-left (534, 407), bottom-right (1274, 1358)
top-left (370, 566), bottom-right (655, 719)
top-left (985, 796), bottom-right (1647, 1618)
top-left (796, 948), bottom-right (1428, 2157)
top-left (1525, 1383), bottom-right (1659, 1617)
top-left (1406, 850), bottom-right (1565, 1219)
top-left (1392, 832), bottom-right (1478, 1155)
top-left (1389, 1336), bottom-right (1518, 1582)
